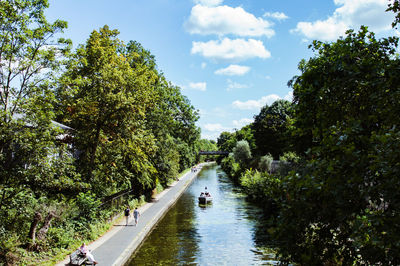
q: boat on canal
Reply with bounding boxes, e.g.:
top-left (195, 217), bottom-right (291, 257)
top-left (198, 190), bottom-right (212, 204)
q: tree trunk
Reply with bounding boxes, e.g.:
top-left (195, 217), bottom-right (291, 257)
top-left (28, 212), bottom-right (42, 249)
top-left (36, 211), bottom-right (56, 241)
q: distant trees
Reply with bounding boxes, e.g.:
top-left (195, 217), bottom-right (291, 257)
top-left (217, 99), bottom-right (294, 180)
top-left (252, 100), bottom-right (293, 159)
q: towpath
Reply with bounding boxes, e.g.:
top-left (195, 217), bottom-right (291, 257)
top-left (56, 163), bottom-right (206, 266)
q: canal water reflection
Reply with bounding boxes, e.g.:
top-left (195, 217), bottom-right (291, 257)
top-left (127, 164), bottom-right (279, 265)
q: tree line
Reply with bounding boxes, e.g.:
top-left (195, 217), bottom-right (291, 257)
top-left (0, 1), bottom-right (216, 264)
top-left (217, 4), bottom-right (400, 265)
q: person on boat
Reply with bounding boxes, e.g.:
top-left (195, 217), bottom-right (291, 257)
top-left (200, 192), bottom-right (205, 197)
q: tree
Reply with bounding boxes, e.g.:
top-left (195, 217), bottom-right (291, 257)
top-left (232, 140), bottom-right (252, 167)
top-left (217, 131), bottom-right (236, 152)
top-left (0, 0), bottom-right (81, 259)
top-left (274, 27), bottom-right (400, 264)
top-left (0, 0), bottom-right (70, 118)
top-left (388, 0), bottom-right (400, 28)
top-left (252, 100), bottom-right (293, 159)
top-left (57, 25), bottom-right (158, 195)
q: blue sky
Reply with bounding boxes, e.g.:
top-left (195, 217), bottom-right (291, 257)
top-left (46, 0), bottom-right (397, 140)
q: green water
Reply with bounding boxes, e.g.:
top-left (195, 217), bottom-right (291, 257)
top-left (127, 164), bottom-right (279, 265)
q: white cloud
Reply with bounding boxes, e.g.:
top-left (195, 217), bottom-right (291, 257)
top-left (201, 132), bottom-right (221, 141)
top-left (283, 91), bottom-right (293, 101)
top-left (193, 0), bottom-right (223, 7)
top-left (204, 123), bottom-right (228, 132)
top-left (215, 64), bottom-right (250, 76)
top-left (201, 62), bottom-right (207, 69)
top-left (186, 4), bottom-right (275, 37)
top-left (263, 12), bottom-right (289, 21)
top-left (232, 92), bottom-right (294, 110)
top-left (226, 79), bottom-right (249, 91)
top-left (189, 82), bottom-right (207, 91)
top-left (191, 38), bottom-right (271, 62)
top-left (232, 118), bottom-right (254, 128)
top-left (292, 0), bottom-right (395, 41)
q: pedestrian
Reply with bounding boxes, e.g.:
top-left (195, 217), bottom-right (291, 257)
top-left (133, 207), bottom-right (140, 226)
top-left (124, 206), bottom-right (130, 226)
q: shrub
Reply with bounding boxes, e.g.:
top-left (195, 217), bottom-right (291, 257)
top-left (259, 154), bottom-right (274, 173)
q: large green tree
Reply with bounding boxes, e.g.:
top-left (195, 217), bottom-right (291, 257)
top-left (274, 27), bottom-right (400, 264)
top-left (128, 41), bottom-right (200, 180)
top-left (0, 0), bottom-right (82, 260)
top-left (57, 26), bottom-right (158, 195)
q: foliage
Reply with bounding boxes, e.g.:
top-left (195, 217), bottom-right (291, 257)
top-left (75, 192), bottom-right (101, 222)
top-left (217, 131), bottom-right (236, 152)
top-left (127, 43), bottom-right (200, 187)
top-left (217, 126), bottom-right (255, 154)
top-left (252, 100), bottom-right (293, 159)
top-left (0, 1), bottom-right (82, 262)
top-left (232, 140), bottom-right (252, 167)
top-left (56, 25), bottom-right (159, 195)
top-left (220, 155), bottom-right (241, 181)
top-left (196, 138), bottom-right (218, 162)
top-left (239, 169), bottom-right (280, 209)
top-left (0, 0), bottom-right (71, 116)
top-left (278, 152), bottom-right (300, 176)
top-left (258, 154), bottom-right (274, 173)
top-left (0, 2), bottom-right (202, 263)
top-left (387, 0), bottom-right (400, 28)
top-left (273, 27), bottom-right (400, 264)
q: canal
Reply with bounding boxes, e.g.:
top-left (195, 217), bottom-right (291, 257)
top-left (127, 164), bottom-right (279, 265)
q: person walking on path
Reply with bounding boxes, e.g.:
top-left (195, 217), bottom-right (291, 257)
top-left (133, 207), bottom-right (140, 226)
top-left (124, 206), bottom-right (130, 226)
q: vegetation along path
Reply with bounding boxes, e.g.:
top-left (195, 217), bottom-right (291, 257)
top-left (57, 163), bottom-right (208, 266)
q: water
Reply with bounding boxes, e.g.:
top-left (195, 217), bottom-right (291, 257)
top-left (127, 164), bottom-right (279, 265)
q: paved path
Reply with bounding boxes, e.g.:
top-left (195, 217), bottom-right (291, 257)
top-left (57, 164), bottom-right (205, 266)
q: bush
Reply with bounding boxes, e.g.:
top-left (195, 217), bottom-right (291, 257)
top-left (278, 152), bottom-right (300, 176)
top-left (220, 155), bottom-right (241, 181)
top-left (239, 169), bottom-right (281, 210)
top-left (258, 154), bottom-right (274, 173)
top-left (75, 192), bottom-right (101, 222)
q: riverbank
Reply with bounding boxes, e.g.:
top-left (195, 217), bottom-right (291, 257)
top-left (56, 162), bottom-right (210, 266)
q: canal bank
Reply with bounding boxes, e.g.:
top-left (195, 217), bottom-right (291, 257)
top-left (56, 162), bottom-right (210, 266)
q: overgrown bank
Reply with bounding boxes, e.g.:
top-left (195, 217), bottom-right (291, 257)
top-left (217, 25), bottom-right (400, 265)
top-left (0, 1), bottom-right (217, 265)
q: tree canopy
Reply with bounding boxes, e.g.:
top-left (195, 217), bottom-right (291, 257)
top-left (0, 3), bottom-right (202, 264)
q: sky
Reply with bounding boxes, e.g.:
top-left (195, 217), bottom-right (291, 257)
top-left (46, 0), bottom-right (397, 140)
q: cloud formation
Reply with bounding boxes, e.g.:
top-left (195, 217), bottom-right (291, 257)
top-left (292, 0), bottom-right (395, 41)
top-left (193, 0), bottom-right (223, 6)
top-left (189, 82), bottom-right (207, 91)
top-left (232, 118), bottom-right (254, 128)
top-left (226, 79), bottom-right (249, 91)
top-left (186, 4), bottom-right (275, 37)
top-left (191, 38), bottom-right (271, 62)
top-left (215, 64), bottom-right (250, 76)
top-left (204, 123), bottom-right (228, 132)
top-left (264, 12), bottom-right (289, 21)
top-left (232, 91), bottom-right (293, 110)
